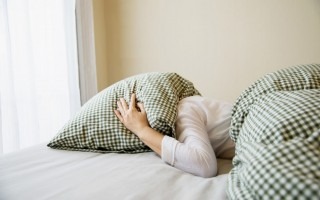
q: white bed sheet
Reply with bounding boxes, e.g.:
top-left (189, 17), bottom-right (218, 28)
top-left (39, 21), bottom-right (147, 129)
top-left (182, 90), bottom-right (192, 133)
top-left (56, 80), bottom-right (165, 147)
top-left (0, 144), bottom-right (232, 200)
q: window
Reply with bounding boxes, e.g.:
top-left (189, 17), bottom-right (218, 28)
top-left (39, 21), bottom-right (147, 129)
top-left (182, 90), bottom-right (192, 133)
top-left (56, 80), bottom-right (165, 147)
top-left (0, 0), bottom-right (82, 154)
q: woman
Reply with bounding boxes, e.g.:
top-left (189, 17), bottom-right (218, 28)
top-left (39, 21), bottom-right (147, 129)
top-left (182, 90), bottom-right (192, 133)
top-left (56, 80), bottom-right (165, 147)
top-left (114, 94), bottom-right (233, 178)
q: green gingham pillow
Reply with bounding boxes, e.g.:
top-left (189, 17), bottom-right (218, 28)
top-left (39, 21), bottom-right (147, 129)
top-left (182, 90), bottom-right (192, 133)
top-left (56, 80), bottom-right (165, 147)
top-left (47, 72), bottom-right (200, 153)
top-left (227, 64), bottom-right (320, 199)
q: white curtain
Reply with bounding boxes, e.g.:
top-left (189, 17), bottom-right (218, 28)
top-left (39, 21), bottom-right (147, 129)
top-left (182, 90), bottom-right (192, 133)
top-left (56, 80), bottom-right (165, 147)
top-left (0, 0), bottom-right (81, 154)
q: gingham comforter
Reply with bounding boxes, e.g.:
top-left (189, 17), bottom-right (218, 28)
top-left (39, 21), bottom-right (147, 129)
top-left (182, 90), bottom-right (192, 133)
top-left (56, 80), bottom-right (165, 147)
top-left (227, 64), bottom-right (320, 199)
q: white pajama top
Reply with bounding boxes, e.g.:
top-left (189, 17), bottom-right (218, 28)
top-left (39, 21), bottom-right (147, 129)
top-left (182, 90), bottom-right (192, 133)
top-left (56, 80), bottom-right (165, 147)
top-left (161, 96), bottom-right (234, 178)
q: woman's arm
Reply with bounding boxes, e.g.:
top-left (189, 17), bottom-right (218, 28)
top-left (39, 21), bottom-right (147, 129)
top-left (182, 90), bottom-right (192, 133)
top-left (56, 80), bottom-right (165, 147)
top-left (114, 93), bottom-right (164, 155)
top-left (162, 103), bottom-right (217, 178)
top-left (114, 94), bottom-right (217, 177)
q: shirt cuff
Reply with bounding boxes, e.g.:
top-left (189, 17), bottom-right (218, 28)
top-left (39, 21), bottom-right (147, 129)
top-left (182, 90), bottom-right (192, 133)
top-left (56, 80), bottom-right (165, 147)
top-left (161, 135), bottom-right (178, 166)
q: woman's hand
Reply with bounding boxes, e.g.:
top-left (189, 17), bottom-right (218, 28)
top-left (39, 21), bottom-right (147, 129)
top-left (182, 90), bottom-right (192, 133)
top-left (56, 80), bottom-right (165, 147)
top-left (114, 93), bottom-right (164, 156)
top-left (114, 93), bottom-right (150, 135)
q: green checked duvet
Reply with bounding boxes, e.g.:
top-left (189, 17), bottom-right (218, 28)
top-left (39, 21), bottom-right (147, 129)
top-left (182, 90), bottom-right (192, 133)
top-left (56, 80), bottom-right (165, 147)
top-left (227, 64), bottom-right (320, 199)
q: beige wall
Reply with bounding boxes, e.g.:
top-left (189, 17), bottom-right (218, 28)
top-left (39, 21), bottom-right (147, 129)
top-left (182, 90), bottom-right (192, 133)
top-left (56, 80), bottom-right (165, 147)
top-left (93, 0), bottom-right (320, 102)
top-left (92, 0), bottom-right (108, 90)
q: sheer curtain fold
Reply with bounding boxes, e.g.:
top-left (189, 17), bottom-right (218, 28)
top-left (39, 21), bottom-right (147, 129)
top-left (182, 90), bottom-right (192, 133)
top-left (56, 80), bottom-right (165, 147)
top-left (0, 0), bottom-right (81, 154)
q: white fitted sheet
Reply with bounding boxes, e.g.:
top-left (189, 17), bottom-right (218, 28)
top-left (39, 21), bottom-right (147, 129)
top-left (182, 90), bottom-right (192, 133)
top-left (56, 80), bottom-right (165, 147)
top-left (0, 144), bottom-right (232, 200)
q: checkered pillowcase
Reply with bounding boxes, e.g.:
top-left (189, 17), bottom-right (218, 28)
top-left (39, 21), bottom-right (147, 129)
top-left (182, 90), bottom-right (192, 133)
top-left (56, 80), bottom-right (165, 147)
top-left (227, 64), bottom-right (320, 199)
top-left (48, 72), bottom-right (200, 153)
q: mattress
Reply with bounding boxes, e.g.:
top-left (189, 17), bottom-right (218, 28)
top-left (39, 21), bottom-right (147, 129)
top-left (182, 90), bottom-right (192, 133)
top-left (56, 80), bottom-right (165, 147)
top-left (0, 144), bottom-right (232, 200)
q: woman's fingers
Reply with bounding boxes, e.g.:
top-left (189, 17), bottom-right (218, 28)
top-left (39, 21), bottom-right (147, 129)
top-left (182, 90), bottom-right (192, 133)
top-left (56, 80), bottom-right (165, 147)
top-left (119, 98), bottom-right (128, 110)
top-left (130, 93), bottom-right (136, 110)
top-left (116, 94), bottom-right (136, 115)
top-left (114, 109), bottom-right (122, 120)
top-left (116, 100), bottom-right (125, 116)
top-left (137, 102), bottom-right (145, 113)
top-left (116, 94), bottom-right (140, 117)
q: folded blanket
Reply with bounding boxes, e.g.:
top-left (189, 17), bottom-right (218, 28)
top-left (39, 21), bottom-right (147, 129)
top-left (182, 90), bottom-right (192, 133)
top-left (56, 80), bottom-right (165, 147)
top-left (227, 64), bottom-right (320, 199)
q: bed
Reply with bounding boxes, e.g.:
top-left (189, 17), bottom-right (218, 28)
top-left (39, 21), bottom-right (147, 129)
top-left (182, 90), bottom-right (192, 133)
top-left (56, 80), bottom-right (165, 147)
top-left (0, 72), bottom-right (233, 200)
top-left (1, 64), bottom-right (319, 200)
top-left (0, 144), bottom-right (232, 200)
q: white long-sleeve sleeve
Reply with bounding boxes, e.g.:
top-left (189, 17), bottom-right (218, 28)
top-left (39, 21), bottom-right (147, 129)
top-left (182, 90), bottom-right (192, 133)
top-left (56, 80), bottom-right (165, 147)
top-left (161, 96), bottom-right (233, 178)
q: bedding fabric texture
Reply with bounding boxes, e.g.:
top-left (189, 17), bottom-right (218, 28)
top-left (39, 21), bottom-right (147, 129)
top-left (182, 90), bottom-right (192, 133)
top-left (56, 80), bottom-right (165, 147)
top-left (48, 72), bottom-right (200, 153)
top-left (0, 144), bottom-right (232, 200)
top-left (227, 64), bottom-right (320, 199)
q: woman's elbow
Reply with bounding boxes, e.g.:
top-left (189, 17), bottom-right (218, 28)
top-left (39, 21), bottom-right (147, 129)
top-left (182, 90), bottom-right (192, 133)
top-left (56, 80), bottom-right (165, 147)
top-left (192, 150), bottom-right (217, 178)
top-left (196, 160), bottom-right (217, 178)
